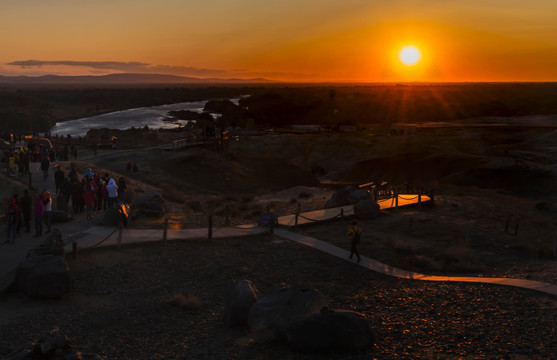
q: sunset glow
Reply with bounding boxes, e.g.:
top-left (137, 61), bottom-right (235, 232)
top-left (399, 46), bottom-right (421, 66)
top-left (1, 1), bottom-right (556, 82)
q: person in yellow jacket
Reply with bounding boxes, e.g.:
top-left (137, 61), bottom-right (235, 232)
top-left (347, 220), bottom-right (362, 262)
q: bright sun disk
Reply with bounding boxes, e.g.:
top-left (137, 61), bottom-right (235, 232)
top-left (399, 46), bottom-right (421, 66)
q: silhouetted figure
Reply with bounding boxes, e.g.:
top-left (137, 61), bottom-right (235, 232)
top-left (347, 220), bottom-right (362, 262)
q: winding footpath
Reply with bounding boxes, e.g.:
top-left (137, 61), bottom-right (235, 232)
top-left (1, 151), bottom-right (555, 297)
top-left (274, 229), bottom-right (557, 297)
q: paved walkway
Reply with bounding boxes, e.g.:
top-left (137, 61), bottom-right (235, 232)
top-left (274, 229), bottom-right (557, 297)
top-left (277, 195), bottom-right (431, 227)
top-left (1, 158), bottom-right (554, 298)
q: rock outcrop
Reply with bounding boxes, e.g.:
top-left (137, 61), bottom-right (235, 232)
top-left (224, 280), bottom-right (261, 327)
top-left (247, 285), bottom-right (328, 342)
top-left (279, 309), bottom-right (376, 353)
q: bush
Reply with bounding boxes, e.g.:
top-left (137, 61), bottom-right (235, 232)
top-left (534, 244), bottom-right (555, 259)
top-left (186, 200), bottom-right (202, 213)
top-left (164, 292), bottom-right (203, 310)
top-left (298, 191), bottom-right (312, 199)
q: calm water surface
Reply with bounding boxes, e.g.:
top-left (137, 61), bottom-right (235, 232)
top-left (49, 101), bottom-right (208, 137)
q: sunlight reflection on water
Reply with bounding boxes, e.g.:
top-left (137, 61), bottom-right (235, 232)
top-left (49, 101), bottom-right (208, 137)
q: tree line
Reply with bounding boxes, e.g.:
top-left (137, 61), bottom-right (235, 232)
top-left (2, 83), bottom-right (556, 134)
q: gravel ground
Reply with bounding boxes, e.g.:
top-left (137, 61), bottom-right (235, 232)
top-left (1, 234), bottom-right (556, 359)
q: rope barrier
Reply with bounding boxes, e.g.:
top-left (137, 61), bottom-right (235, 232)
top-left (398, 195), bottom-right (419, 201)
top-left (78, 227), bottom-right (119, 249)
top-left (228, 223), bottom-right (261, 229)
top-left (299, 213), bottom-right (342, 223)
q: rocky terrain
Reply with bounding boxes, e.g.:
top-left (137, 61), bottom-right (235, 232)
top-left (1, 116), bottom-right (556, 359)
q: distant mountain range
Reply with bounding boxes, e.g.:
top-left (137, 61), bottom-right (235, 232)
top-left (0, 73), bottom-right (273, 86)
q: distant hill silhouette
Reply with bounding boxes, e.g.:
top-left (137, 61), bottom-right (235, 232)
top-left (0, 73), bottom-right (272, 85)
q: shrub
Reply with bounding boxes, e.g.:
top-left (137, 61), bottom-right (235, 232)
top-left (298, 191), bottom-right (312, 199)
top-left (534, 244), bottom-right (555, 259)
top-left (391, 238), bottom-right (420, 253)
top-left (241, 196), bottom-right (253, 204)
top-left (186, 200), bottom-right (202, 213)
top-left (164, 292), bottom-right (202, 310)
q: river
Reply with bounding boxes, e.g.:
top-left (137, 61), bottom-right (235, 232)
top-left (48, 101), bottom-right (208, 137)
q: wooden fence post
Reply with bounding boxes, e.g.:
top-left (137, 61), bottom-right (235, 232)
top-left (117, 225), bottom-right (123, 249)
top-left (418, 187), bottom-right (422, 207)
top-left (208, 215), bottom-right (213, 239)
top-left (269, 219), bottom-right (275, 235)
top-left (163, 214), bottom-right (169, 241)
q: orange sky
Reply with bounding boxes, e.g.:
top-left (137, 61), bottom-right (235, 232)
top-left (1, 0), bottom-right (556, 82)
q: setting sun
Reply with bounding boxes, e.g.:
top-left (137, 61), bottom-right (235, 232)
top-left (399, 46), bottom-right (422, 66)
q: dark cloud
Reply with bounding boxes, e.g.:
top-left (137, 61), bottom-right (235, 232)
top-left (7, 60), bottom-right (232, 77)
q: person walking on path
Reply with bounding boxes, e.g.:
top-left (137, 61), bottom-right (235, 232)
top-left (5, 197), bottom-right (20, 244)
top-left (19, 190), bottom-right (32, 233)
top-left (347, 220), bottom-right (362, 262)
top-left (34, 193), bottom-right (44, 237)
top-left (43, 191), bottom-right (53, 234)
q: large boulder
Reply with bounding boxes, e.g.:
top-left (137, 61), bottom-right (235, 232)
top-left (15, 255), bottom-right (70, 299)
top-left (354, 199), bottom-right (380, 219)
top-left (325, 186), bottom-right (372, 208)
top-left (224, 280), bottom-right (261, 327)
top-left (133, 192), bottom-right (166, 218)
top-left (101, 203), bottom-right (129, 226)
top-left (247, 285), bottom-right (328, 342)
top-left (279, 309), bottom-right (376, 353)
top-left (3, 330), bottom-right (103, 360)
top-left (26, 228), bottom-right (65, 258)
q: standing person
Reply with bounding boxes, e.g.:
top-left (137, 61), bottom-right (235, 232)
top-left (101, 180), bottom-right (109, 210)
top-left (347, 220), bottom-right (362, 262)
top-left (23, 147), bottom-right (30, 174)
top-left (54, 164), bottom-right (65, 195)
top-left (34, 193), bottom-right (44, 237)
top-left (83, 178), bottom-right (97, 219)
top-left (117, 177), bottom-right (127, 202)
top-left (40, 155), bottom-right (50, 181)
top-left (4, 197), bottom-right (20, 244)
top-left (43, 191), bottom-right (52, 234)
top-left (106, 178), bottom-right (118, 208)
top-left (19, 190), bottom-right (32, 233)
top-left (8, 152), bottom-right (15, 177)
top-left (71, 178), bottom-right (82, 214)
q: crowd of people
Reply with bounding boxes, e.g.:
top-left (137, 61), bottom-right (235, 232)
top-left (54, 166), bottom-right (127, 220)
top-left (4, 189), bottom-right (52, 243)
top-left (4, 164), bottom-right (128, 244)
